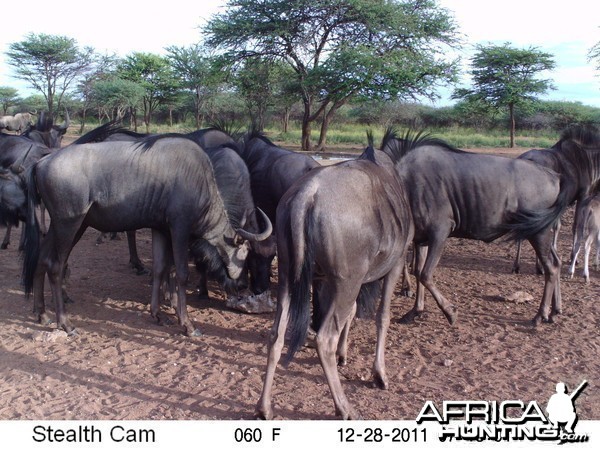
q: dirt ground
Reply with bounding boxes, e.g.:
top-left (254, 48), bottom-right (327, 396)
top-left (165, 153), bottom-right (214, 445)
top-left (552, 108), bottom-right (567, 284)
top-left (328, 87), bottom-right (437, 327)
top-left (0, 147), bottom-right (598, 421)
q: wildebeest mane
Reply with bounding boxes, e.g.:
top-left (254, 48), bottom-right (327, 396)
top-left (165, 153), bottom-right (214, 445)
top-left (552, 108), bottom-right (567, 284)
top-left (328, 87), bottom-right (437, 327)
top-left (381, 128), bottom-right (465, 163)
top-left (72, 119), bottom-right (126, 144)
top-left (205, 119), bottom-right (243, 140)
top-left (208, 143), bottom-right (248, 230)
top-left (558, 125), bottom-right (600, 149)
top-left (243, 127), bottom-right (276, 147)
top-left (136, 133), bottom-right (193, 151)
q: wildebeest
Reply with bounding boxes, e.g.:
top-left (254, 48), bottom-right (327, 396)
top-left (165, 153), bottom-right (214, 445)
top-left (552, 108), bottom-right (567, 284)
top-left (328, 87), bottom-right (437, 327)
top-left (381, 129), bottom-right (576, 326)
top-left (22, 135), bottom-right (272, 336)
top-left (22, 110), bottom-right (70, 149)
top-left (97, 125), bottom-right (269, 294)
top-left (233, 131), bottom-right (320, 293)
top-left (0, 133), bottom-right (54, 249)
top-left (0, 112), bottom-right (35, 134)
top-left (568, 192), bottom-right (600, 282)
top-left (510, 129), bottom-right (599, 274)
top-left (255, 146), bottom-right (414, 420)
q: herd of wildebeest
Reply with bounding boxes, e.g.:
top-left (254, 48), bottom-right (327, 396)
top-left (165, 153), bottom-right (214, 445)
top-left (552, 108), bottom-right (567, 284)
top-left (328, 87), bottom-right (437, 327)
top-left (0, 112), bottom-right (599, 419)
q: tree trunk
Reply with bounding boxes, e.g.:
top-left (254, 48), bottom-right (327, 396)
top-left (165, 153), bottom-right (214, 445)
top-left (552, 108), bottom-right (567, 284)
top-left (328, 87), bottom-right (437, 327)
top-left (300, 96), bottom-right (312, 151)
top-left (316, 101), bottom-right (345, 152)
top-left (281, 107), bottom-right (290, 133)
top-left (509, 103), bottom-right (515, 148)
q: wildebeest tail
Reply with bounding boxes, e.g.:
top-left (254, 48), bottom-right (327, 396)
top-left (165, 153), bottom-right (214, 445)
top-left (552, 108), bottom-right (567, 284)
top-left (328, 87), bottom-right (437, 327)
top-left (283, 205), bottom-right (315, 366)
top-left (22, 165), bottom-right (41, 297)
top-left (502, 176), bottom-right (570, 241)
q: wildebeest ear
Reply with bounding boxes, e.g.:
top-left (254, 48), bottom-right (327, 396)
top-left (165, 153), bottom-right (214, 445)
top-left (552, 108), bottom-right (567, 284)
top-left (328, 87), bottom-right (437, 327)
top-left (233, 233), bottom-right (245, 246)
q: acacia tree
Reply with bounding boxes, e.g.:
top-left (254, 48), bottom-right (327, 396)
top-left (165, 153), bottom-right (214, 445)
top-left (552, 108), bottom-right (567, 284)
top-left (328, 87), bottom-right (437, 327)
top-left (453, 43), bottom-right (556, 147)
top-left (5, 33), bottom-right (95, 117)
top-left (165, 44), bottom-right (226, 128)
top-left (204, 0), bottom-right (459, 151)
top-left (0, 86), bottom-right (21, 115)
top-left (117, 52), bottom-right (181, 132)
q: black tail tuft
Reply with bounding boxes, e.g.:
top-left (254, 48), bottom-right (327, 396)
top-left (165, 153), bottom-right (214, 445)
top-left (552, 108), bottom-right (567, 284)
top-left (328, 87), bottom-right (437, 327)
top-left (22, 166), bottom-right (41, 297)
top-left (502, 176), bottom-right (570, 242)
top-left (283, 210), bottom-right (314, 366)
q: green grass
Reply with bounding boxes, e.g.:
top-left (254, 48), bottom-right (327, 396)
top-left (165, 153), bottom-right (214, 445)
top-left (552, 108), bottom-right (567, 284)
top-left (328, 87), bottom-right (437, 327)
top-left (76, 121), bottom-right (560, 150)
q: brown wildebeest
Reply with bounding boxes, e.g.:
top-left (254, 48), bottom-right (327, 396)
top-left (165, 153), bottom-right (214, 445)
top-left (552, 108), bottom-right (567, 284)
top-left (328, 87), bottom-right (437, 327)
top-left (568, 192), bottom-right (600, 283)
top-left (256, 146), bottom-right (413, 419)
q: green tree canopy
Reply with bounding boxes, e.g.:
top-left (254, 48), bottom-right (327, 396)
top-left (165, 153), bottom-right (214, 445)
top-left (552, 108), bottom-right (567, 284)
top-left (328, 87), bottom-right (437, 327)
top-left (5, 33), bottom-right (95, 117)
top-left (117, 52), bottom-right (181, 132)
top-left (453, 43), bottom-right (556, 147)
top-left (204, 0), bottom-right (459, 150)
top-left (165, 44), bottom-right (226, 128)
top-left (0, 86), bottom-right (21, 115)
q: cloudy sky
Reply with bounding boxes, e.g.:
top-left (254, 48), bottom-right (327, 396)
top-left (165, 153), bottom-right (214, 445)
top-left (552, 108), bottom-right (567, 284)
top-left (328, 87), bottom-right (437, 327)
top-left (1, 0), bottom-right (599, 107)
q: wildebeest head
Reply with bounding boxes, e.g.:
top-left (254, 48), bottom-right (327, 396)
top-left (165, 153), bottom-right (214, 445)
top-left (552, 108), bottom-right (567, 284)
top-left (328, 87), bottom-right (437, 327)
top-left (191, 208), bottom-right (273, 293)
top-left (23, 110), bottom-right (70, 148)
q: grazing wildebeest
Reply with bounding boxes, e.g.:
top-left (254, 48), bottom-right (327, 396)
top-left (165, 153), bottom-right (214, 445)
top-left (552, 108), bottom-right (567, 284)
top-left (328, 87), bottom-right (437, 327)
top-left (22, 135), bottom-right (272, 336)
top-left (568, 192), bottom-right (600, 282)
top-left (233, 131), bottom-right (320, 293)
top-left (255, 146), bottom-right (414, 420)
top-left (98, 126), bottom-right (269, 293)
top-left (0, 112), bottom-right (34, 134)
top-left (381, 130), bottom-right (574, 326)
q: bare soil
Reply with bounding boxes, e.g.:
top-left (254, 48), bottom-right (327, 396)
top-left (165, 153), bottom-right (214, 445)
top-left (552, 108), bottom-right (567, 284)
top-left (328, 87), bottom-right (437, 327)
top-left (0, 146), bottom-right (598, 421)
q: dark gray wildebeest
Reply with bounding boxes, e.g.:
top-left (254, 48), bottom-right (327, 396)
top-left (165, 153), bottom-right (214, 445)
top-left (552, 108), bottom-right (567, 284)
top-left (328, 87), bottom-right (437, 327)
top-left (511, 127), bottom-right (600, 274)
top-left (22, 135), bottom-right (272, 337)
top-left (255, 146), bottom-right (414, 420)
top-left (0, 112), bottom-right (35, 134)
top-left (97, 126), bottom-right (270, 294)
top-left (568, 192), bottom-right (600, 282)
top-left (380, 130), bottom-right (575, 326)
top-left (233, 131), bottom-right (320, 294)
top-left (22, 110), bottom-right (70, 148)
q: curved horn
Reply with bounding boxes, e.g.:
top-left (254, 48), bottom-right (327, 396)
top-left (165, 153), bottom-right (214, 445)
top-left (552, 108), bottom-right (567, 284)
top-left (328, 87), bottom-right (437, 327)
top-left (57, 109), bottom-right (70, 131)
top-left (235, 208), bottom-right (273, 242)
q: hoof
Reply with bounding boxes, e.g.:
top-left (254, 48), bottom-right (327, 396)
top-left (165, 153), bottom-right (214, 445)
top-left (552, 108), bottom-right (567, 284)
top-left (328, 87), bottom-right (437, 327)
top-left (255, 407), bottom-right (272, 420)
top-left (337, 355), bottom-right (347, 367)
top-left (132, 264), bottom-right (150, 276)
top-left (186, 328), bottom-right (203, 337)
top-left (398, 309), bottom-right (422, 324)
top-left (1, 243), bottom-right (8, 250)
top-left (67, 328), bottom-right (79, 337)
top-left (38, 314), bottom-right (54, 326)
top-left (445, 307), bottom-right (457, 325)
top-left (373, 374), bottom-right (389, 390)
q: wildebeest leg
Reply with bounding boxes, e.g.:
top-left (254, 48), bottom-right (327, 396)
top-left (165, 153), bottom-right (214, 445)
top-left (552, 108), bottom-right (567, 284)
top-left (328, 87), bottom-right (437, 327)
top-left (1, 224), bottom-right (11, 249)
top-left (126, 230), bottom-right (148, 275)
top-left (32, 235), bottom-right (52, 326)
top-left (583, 237), bottom-right (592, 283)
top-left (256, 272), bottom-right (291, 420)
top-left (46, 220), bottom-right (87, 334)
top-left (170, 227), bottom-right (200, 337)
top-left (399, 244), bottom-right (428, 323)
top-left (195, 268), bottom-right (210, 299)
top-left (529, 229), bottom-right (561, 325)
top-left (373, 263), bottom-right (403, 390)
top-left (315, 280), bottom-right (362, 419)
top-left (150, 230), bottom-right (173, 327)
top-left (512, 240), bottom-right (523, 274)
top-left (568, 225), bottom-right (582, 279)
top-left (406, 236), bottom-right (456, 324)
top-left (336, 302), bottom-right (356, 367)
